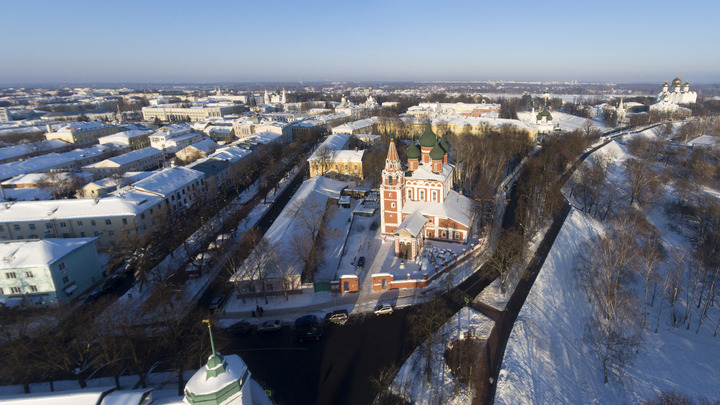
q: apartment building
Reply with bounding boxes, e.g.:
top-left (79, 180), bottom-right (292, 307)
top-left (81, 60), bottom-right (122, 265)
top-left (45, 122), bottom-right (122, 148)
top-left (82, 147), bottom-right (165, 180)
top-left (98, 129), bottom-right (152, 150)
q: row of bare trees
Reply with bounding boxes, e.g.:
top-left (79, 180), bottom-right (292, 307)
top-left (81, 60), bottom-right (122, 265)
top-left (0, 291), bottom-right (221, 396)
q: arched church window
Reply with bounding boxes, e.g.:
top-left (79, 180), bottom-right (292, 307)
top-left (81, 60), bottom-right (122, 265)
top-left (420, 190), bottom-right (425, 201)
top-left (407, 189), bottom-right (413, 200)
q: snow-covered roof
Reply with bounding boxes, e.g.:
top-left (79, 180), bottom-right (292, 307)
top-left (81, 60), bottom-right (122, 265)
top-left (333, 149), bottom-right (365, 163)
top-left (0, 387), bottom-right (112, 405)
top-left (687, 135), bottom-right (718, 148)
top-left (130, 167), bottom-right (203, 197)
top-left (2, 171), bottom-right (92, 186)
top-left (185, 354), bottom-right (248, 397)
top-left (402, 190), bottom-right (473, 227)
top-left (245, 131), bottom-right (284, 144)
top-left (308, 133), bottom-right (351, 161)
top-left (407, 162), bottom-right (453, 182)
top-left (0, 189), bottom-right (162, 221)
top-left (0, 140), bottom-right (70, 161)
top-left (208, 146), bottom-right (252, 164)
top-left (85, 147), bottom-right (163, 168)
top-left (98, 129), bottom-right (152, 142)
top-left (55, 121), bottom-right (116, 133)
top-left (0, 145), bottom-right (117, 180)
top-left (395, 211), bottom-right (428, 237)
top-left (183, 139), bottom-right (219, 154)
top-left (0, 238), bottom-right (97, 269)
top-left (332, 117), bottom-right (378, 133)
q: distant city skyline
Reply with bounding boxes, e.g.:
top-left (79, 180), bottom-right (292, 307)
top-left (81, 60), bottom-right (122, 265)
top-left (2, 0), bottom-right (719, 85)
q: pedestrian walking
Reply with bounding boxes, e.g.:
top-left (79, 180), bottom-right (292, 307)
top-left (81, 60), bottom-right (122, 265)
top-left (251, 310), bottom-right (255, 318)
top-left (260, 306), bottom-right (264, 315)
top-left (256, 304), bottom-right (260, 312)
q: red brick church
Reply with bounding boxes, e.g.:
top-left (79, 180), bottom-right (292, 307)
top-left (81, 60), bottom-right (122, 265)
top-left (380, 123), bottom-right (473, 260)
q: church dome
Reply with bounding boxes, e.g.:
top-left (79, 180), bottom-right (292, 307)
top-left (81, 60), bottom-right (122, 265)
top-left (684, 81), bottom-right (690, 87)
top-left (672, 76), bottom-right (682, 86)
top-left (429, 143), bottom-right (445, 161)
top-left (419, 121), bottom-right (437, 148)
top-left (405, 142), bottom-right (420, 159)
top-left (439, 137), bottom-right (450, 153)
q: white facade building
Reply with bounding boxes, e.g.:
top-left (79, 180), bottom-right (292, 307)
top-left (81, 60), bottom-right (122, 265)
top-left (0, 238), bottom-right (103, 307)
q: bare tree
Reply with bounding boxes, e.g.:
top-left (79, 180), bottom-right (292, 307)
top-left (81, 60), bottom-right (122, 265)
top-left (485, 228), bottom-right (523, 296)
top-left (234, 227), bottom-right (280, 304)
top-left (637, 233), bottom-right (665, 330)
top-left (39, 171), bottom-right (84, 199)
top-left (312, 144), bottom-right (337, 177)
top-left (623, 158), bottom-right (664, 206)
top-left (408, 298), bottom-right (452, 384)
top-left (576, 213), bottom-right (644, 384)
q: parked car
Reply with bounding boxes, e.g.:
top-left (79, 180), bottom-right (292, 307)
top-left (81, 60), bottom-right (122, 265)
top-left (296, 326), bottom-right (324, 342)
top-left (227, 321), bottom-right (252, 335)
top-left (369, 221), bottom-right (379, 231)
top-left (295, 315), bottom-right (318, 328)
top-left (209, 295), bottom-right (226, 310)
top-left (374, 303), bottom-right (394, 315)
top-left (324, 309), bottom-right (349, 325)
top-left (102, 273), bottom-right (122, 292)
top-left (257, 320), bottom-right (282, 333)
top-left (83, 290), bottom-right (105, 306)
top-left (357, 256), bottom-right (365, 270)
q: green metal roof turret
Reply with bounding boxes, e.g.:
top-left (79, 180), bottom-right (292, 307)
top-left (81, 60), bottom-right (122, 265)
top-left (418, 121), bottom-right (437, 148)
top-left (439, 137), bottom-right (450, 153)
top-left (406, 142), bottom-right (420, 159)
top-left (537, 108), bottom-right (552, 121)
top-left (429, 143), bottom-right (445, 161)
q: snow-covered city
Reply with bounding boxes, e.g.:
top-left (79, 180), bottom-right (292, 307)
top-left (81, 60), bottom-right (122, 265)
top-left (1, 2), bottom-right (720, 405)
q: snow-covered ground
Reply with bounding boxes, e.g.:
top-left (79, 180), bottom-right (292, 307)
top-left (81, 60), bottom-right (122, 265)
top-left (497, 137), bottom-right (720, 403)
top-left (390, 307), bottom-right (494, 405)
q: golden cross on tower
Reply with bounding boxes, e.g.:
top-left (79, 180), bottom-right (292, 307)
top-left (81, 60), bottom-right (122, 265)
top-left (203, 319), bottom-right (216, 355)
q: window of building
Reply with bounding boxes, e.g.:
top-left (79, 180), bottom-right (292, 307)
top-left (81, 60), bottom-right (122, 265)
top-left (91, 220), bottom-right (96, 226)
top-left (391, 202), bottom-right (395, 208)
top-left (141, 214), bottom-right (145, 220)
top-left (62, 276), bottom-right (69, 284)
top-left (122, 218), bottom-right (128, 225)
top-left (0, 225), bottom-right (3, 231)
top-left (77, 221), bottom-right (83, 227)
top-left (46, 223), bottom-right (52, 229)
top-left (248, 285), bottom-right (256, 293)
top-left (13, 224), bottom-right (20, 231)
top-left (29, 285), bottom-right (38, 292)
top-left (108, 230), bottom-right (114, 236)
top-left (11, 287), bottom-right (21, 294)
top-left (171, 195), bottom-right (175, 201)
top-left (267, 284), bottom-right (273, 291)
top-left (432, 191), bottom-right (437, 202)
top-left (25, 271), bottom-right (33, 278)
top-left (59, 262), bottom-right (66, 271)
top-left (80, 232), bottom-right (85, 237)
top-left (62, 233), bottom-right (69, 238)
top-left (441, 230), bottom-right (447, 238)
top-left (420, 190), bottom-right (425, 201)
top-left (16, 236), bottom-right (23, 240)
top-left (94, 231), bottom-right (100, 236)
top-left (27, 224), bottom-right (36, 231)
top-left (407, 189), bottom-right (413, 200)
top-left (6, 272), bottom-right (17, 279)
top-left (105, 219), bottom-right (111, 225)
top-left (59, 222), bottom-right (67, 228)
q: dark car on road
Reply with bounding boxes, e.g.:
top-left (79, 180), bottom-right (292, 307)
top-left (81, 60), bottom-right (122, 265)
top-left (296, 326), bottom-right (323, 342)
top-left (295, 315), bottom-right (318, 328)
top-left (227, 321), bottom-right (252, 334)
top-left (83, 290), bottom-right (105, 306)
top-left (209, 295), bottom-right (227, 310)
top-left (324, 309), bottom-right (349, 325)
top-left (370, 221), bottom-right (379, 231)
top-left (357, 256), bottom-right (365, 270)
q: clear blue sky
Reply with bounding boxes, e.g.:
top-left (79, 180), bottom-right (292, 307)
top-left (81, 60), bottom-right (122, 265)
top-left (1, 0), bottom-right (718, 84)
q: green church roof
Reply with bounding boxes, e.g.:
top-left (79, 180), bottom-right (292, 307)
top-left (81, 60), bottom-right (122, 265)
top-left (418, 122), bottom-right (437, 148)
top-left (537, 108), bottom-right (552, 121)
top-left (439, 137), bottom-right (450, 153)
top-left (406, 142), bottom-right (420, 159)
top-left (429, 143), bottom-right (445, 161)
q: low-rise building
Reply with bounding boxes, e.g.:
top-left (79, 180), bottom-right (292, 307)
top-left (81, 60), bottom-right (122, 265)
top-left (128, 166), bottom-right (205, 213)
top-left (82, 147), bottom-right (165, 180)
top-left (148, 124), bottom-right (202, 154)
top-left (308, 133), bottom-right (366, 180)
top-left (332, 117), bottom-right (378, 135)
top-left (98, 129), bottom-right (152, 150)
top-left (0, 139), bottom-right (72, 164)
top-left (0, 190), bottom-right (163, 247)
top-left (176, 140), bottom-right (220, 163)
top-left (0, 238), bottom-right (103, 307)
top-left (142, 104), bottom-right (243, 122)
top-left (78, 171), bottom-right (155, 199)
top-left (45, 122), bottom-right (122, 148)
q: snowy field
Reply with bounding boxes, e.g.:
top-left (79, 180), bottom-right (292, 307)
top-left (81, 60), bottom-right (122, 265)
top-left (390, 307), bottom-right (494, 405)
top-left (497, 137), bottom-right (720, 404)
